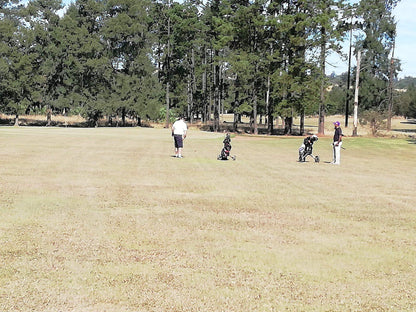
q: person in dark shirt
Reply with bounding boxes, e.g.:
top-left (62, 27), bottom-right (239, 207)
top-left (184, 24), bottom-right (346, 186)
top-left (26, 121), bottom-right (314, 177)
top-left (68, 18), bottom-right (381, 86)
top-left (332, 121), bottom-right (343, 165)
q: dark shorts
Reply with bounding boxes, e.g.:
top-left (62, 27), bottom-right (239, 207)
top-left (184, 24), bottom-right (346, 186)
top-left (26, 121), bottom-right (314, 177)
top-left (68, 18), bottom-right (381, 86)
top-left (174, 134), bottom-right (183, 148)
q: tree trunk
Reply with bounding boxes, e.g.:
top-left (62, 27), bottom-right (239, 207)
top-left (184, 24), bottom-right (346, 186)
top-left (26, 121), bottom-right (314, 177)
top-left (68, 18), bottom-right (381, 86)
top-left (208, 48), bottom-right (213, 127)
top-left (233, 112), bottom-right (239, 132)
top-left (122, 108), bottom-right (126, 126)
top-left (318, 27), bottom-right (326, 135)
top-left (299, 110), bottom-right (305, 135)
top-left (249, 113), bottom-right (254, 133)
top-left (213, 50), bottom-right (220, 132)
top-left (387, 40), bottom-right (395, 131)
top-left (284, 116), bottom-right (292, 135)
top-left (371, 118), bottom-right (376, 136)
top-left (46, 108), bottom-right (52, 126)
top-left (353, 50), bottom-right (361, 137)
top-left (165, 9), bottom-right (171, 129)
top-left (187, 76), bottom-right (192, 122)
top-left (345, 24), bottom-right (353, 128)
top-left (63, 108), bottom-right (67, 127)
top-left (202, 46), bottom-right (207, 124)
top-left (253, 83), bottom-right (258, 135)
top-left (266, 75), bottom-right (273, 135)
top-left (165, 81), bottom-right (170, 128)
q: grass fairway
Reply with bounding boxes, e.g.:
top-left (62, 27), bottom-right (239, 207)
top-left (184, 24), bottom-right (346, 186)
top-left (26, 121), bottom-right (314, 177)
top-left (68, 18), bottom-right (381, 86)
top-left (1, 126), bottom-right (415, 311)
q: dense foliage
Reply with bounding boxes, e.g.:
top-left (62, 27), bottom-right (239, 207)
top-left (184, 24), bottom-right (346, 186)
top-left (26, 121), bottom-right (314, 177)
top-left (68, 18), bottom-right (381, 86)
top-left (1, 0), bottom-right (408, 130)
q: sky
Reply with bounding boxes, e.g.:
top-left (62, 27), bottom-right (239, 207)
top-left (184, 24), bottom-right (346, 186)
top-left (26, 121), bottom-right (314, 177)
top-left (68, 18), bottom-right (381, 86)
top-left (390, 0), bottom-right (416, 78)
top-left (58, 0), bottom-right (416, 78)
top-left (326, 0), bottom-right (416, 78)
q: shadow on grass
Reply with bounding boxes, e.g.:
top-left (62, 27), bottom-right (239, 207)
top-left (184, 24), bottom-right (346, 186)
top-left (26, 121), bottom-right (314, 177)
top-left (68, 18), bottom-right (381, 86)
top-left (200, 122), bottom-right (318, 136)
top-left (392, 129), bottom-right (416, 133)
top-left (400, 119), bottom-right (416, 125)
top-left (0, 117), bottom-right (153, 128)
top-left (0, 117), bottom-right (89, 127)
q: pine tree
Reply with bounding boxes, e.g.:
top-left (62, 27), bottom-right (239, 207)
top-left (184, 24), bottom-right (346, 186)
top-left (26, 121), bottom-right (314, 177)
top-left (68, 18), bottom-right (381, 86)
top-left (102, 0), bottom-right (161, 125)
top-left (24, 0), bottom-right (63, 123)
top-left (307, 0), bottom-right (346, 135)
top-left (355, 0), bottom-right (399, 114)
top-left (0, 1), bottom-right (20, 117)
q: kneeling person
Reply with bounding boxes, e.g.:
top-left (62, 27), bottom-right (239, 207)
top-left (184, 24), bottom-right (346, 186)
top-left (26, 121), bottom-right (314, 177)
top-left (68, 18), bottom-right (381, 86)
top-left (299, 134), bottom-right (318, 162)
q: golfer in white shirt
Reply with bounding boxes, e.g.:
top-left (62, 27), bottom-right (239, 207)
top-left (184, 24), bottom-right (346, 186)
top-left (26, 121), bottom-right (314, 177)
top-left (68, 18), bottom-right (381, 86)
top-left (171, 117), bottom-right (187, 158)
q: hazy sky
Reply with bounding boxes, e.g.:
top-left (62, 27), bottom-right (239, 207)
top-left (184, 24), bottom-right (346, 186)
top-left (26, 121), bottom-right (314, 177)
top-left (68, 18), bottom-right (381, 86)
top-left (327, 0), bottom-right (415, 78)
top-left (392, 0), bottom-right (416, 78)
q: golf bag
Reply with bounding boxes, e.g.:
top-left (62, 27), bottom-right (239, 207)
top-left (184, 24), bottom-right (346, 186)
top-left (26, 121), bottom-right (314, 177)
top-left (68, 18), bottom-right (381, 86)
top-left (299, 135), bottom-right (319, 163)
top-left (218, 133), bottom-right (236, 160)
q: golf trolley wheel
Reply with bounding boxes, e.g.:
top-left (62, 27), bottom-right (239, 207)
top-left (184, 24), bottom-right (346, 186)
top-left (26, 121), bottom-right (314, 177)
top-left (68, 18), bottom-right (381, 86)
top-left (315, 156), bottom-right (320, 163)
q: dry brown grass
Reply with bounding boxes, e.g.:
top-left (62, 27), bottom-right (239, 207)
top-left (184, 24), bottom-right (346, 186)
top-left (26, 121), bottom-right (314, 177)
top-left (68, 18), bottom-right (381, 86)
top-left (0, 125), bottom-right (415, 311)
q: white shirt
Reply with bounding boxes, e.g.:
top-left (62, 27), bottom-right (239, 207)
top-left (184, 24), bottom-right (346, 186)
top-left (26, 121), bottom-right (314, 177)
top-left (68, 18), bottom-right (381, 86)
top-left (172, 119), bottom-right (187, 135)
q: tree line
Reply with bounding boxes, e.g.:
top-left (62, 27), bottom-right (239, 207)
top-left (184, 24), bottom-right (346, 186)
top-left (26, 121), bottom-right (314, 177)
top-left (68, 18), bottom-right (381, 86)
top-left (1, 0), bottom-right (409, 134)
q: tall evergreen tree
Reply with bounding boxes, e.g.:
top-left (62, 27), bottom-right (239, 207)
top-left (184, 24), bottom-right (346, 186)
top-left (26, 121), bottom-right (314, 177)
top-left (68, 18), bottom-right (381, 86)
top-left (228, 0), bottom-right (269, 135)
top-left (60, 0), bottom-right (108, 126)
top-left (102, 0), bottom-right (161, 125)
top-left (203, 0), bottom-right (231, 131)
top-left (24, 0), bottom-right (62, 122)
top-left (271, 0), bottom-right (313, 135)
top-left (0, 0), bottom-right (21, 116)
top-left (0, 0), bottom-right (406, 132)
top-left (6, 15), bottom-right (39, 125)
top-left (308, 0), bottom-right (346, 135)
top-left (355, 0), bottom-right (399, 116)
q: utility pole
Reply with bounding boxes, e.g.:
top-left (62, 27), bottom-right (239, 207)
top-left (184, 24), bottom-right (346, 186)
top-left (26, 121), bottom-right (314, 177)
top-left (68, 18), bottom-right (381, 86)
top-left (352, 50), bottom-right (361, 137)
top-left (164, 0), bottom-right (171, 128)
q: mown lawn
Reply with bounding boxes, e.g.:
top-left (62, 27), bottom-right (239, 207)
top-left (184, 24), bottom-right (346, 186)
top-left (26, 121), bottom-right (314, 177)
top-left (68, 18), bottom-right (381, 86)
top-left (0, 126), bottom-right (415, 311)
